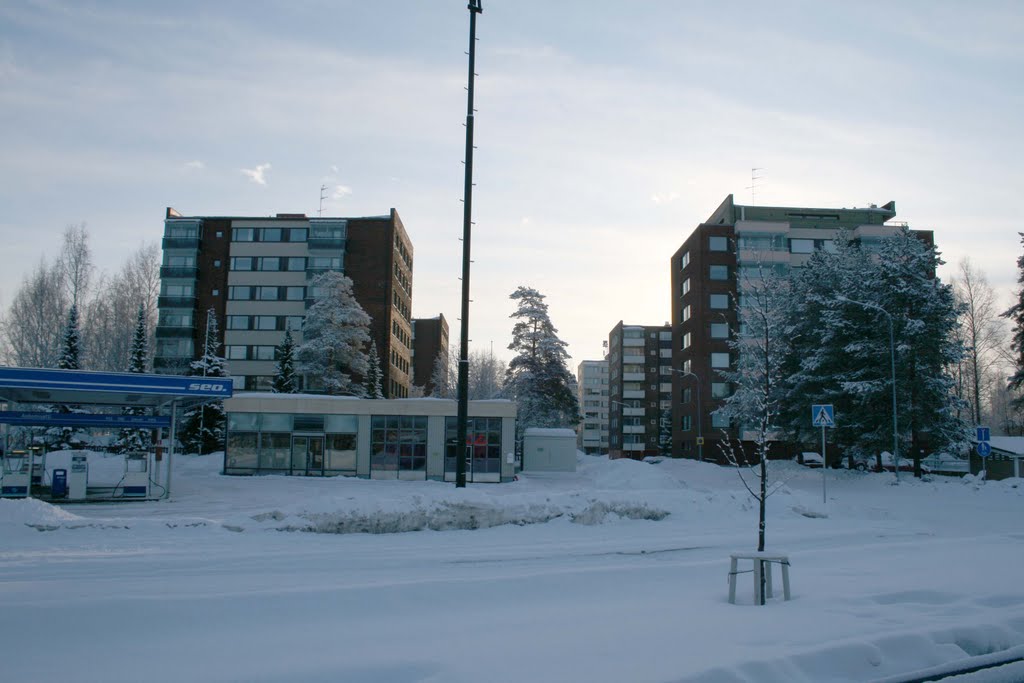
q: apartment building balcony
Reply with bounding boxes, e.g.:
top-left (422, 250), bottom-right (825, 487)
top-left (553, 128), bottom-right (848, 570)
top-left (623, 425), bottom-right (645, 434)
top-left (623, 338), bottom-right (645, 347)
top-left (622, 390), bottom-right (645, 399)
top-left (623, 372), bottom-right (645, 381)
top-left (158, 295), bottom-right (196, 309)
top-left (162, 237), bottom-right (200, 250)
top-left (622, 443), bottom-right (646, 452)
top-left (623, 355), bottom-right (645, 364)
top-left (622, 407), bottom-right (645, 417)
top-left (160, 266), bottom-right (199, 279)
top-left (155, 326), bottom-right (194, 339)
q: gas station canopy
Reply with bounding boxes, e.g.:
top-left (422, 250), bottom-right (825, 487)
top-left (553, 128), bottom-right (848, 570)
top-left (0, 367), bottom-right (233, 409)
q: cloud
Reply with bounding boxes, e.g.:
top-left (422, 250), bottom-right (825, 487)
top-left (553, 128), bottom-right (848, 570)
top-left (241, 163), bottom-right (271, 185)
top-left (332, 184), bottom-right (352, 200)
top-left (183, 160), bottom-right (204, 170)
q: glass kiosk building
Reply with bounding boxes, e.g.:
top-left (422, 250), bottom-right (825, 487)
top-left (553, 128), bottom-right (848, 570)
top-left (224, 394), bottom-right (517, 483)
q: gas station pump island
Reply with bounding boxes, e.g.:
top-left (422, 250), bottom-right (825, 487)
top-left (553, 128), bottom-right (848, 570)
top-left (0, 367), bottom-right (232, 503)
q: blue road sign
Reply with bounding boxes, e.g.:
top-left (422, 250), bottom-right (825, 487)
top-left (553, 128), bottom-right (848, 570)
top-left (811, 404), bottom-right (835, 428)
top-left (976, 426), bottom-right (990, 443)
top-left (977, 441), bottom-right (992, 458)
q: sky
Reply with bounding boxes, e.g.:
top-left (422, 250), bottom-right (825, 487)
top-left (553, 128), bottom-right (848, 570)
top-left (2, 0), bottom-right (1022, 371)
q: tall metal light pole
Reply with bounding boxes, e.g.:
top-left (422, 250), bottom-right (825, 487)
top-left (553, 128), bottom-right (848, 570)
top-left (455, 0), bottom-right (483, 488)
top-left (671, 368), bottom-right (703, 462)
top-left (839, 297), bottom-right (899, 483)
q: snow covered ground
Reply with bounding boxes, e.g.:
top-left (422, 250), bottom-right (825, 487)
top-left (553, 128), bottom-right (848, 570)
top-left (2, 451), bottom-right (1023, 682)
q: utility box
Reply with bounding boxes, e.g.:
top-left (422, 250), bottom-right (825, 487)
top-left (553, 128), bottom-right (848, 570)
top-left (1, 452), bottom-right (30, 498)
top-left (522, 428), bottom-right (578, 472)
top-left (121, 453), bottom-right (149, 498)
top-left (68, 454), bottom-right (88, 501)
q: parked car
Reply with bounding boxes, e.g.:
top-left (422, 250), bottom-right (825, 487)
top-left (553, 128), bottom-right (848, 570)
top-left (849, 452), bottom-right (929, 473)
top-left (798, 451), bottom-right (824, 468)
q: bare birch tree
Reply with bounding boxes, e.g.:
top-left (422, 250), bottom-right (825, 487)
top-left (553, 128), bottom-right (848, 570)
top-left (954, 258), bottom-right (1006, 425)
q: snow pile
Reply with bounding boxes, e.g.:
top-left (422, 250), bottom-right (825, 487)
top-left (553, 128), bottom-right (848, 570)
top-left (0, 497), bottom-right (82, 527)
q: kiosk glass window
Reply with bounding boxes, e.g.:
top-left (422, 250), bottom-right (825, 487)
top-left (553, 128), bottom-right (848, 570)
top-left (444, 417), bottom-right (503, 475)
top-left (259, 433), bottom-right (291, 469)
top-left (226, 432), bottom-right (258, 469)
top-left (371, 416), bottom-right (427, 473)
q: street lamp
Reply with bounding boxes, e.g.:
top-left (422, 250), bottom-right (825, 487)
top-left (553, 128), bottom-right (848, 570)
top-left (669, 368), bottom-right (703, 462)
top-left (838, 296), bottom-right (899, 483)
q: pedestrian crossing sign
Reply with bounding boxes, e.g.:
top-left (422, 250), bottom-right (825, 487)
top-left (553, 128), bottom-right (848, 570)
top-left (811, 404), bottom-right (835, 428)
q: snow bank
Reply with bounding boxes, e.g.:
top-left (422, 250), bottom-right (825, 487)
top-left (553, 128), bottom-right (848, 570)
top-left (0, 497), bottom-right (82, 527)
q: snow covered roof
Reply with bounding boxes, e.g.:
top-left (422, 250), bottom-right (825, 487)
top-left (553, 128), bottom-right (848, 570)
top-left (524, 428), bottom-right (577, 437)
top-left (988, 437), bottom-right (1024, 456)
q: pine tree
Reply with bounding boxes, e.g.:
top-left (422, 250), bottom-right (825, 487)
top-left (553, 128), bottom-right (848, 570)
top-left (51, 304), bottom-right (84, 448)
top-left (58, 304), bottom-right (82, 370)
top-left (296, 271), bottom-right (372, 396)
top-left (1003, 233), bottom-right (1024, 408)
top-left (505, 286), bottom-right (580, 440)
top-left (783, 229), bottom-right (967, 472)
top-left (179, 309), bottom-right (228, 455)
top-left (272, 329), bottom-right (299, 394)
top-left (113, 305), bottom-right (151, 452)
top-left (365, 340), bottom-right (385, 399)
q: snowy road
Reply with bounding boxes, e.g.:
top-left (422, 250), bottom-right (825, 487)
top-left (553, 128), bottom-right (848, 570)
top-left (2, 453), bottom-right (1023, 682)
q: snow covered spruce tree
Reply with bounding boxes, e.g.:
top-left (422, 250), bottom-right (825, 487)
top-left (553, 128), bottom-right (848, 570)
top-left (271, 329), bottom-right (299, 394)
top-left (179, 309), bottom-right (228, 455)
top-left (364, 340), bottom-right (385, 399)
top-left (50, 303), bottom-right (85, 448)
top-left (1003, 233), bottom-right (1024, 412)
top-left (505, 286), bottom-right (579, 442)
top-left (784, 229), bottom-right (967, 472)
top-left (715, 265), bottom-right (792, 566)
top-left (113, 305), bottom-right (151, 453)
top-left (296, 271), bottom-right (371, 396)
top-left (58, 304), bottom-right (82, 370)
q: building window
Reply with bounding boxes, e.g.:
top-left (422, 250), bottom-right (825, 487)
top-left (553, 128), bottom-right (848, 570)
top-left (681, 305), bottom-right (691, 322)
top-left (444, 417), bottom-right (502, 475)
top-left (711, 382), bottom-right (730, 399)
top-left (230, 257), bottom-right (253, 271)
top-left (371, 415), bottom-right (427, 474)
top-left (232, 228), bottom-right (255, 242)
top-left (679, 251), bottom-right (690, 270)
top-left (680, 278), bottom-right (690, 296)
top-left (212, 289), bottom-right (219, 297)
top-left (287, 257), bottom-right (306, 271)
top-left (790, 238), bottom-right (814, 254)
top-left (710, 294), bottom-right (729, 309)
top-left (227, 316), bottom-right (249, 330)
top-left (286, 287), bottom-right (305, 301)
top-left (709, 235), bottom-right (729, 251)
top-left (710, 322), bottom-right (729, 339)
top-left (161, 282), bottom-right (194, 297)
top-left (681, 387), bottom-right (691, 403)
top-left (286, 316), bottom-right (303, 331)
top-left (711, 352), bottom-right (730, 369)
top-left (711, 412), bottom-right (730, 428)
top-left (156, 339), bottom-right (193, 358)
top-left (681, 332), bottom-right (691, 350)
top-left (709, 265), bottom-right (729, 280)
top-left (226, 345), bottom-right (248, 360)
top-left (253, 345), bottom-right (276, 360)
top-left (681, 415), bottom-right (692, 431)
top-left (214, 260), bottom-right (221, 267)
top-left (255, 316), bottom-right (278, 331)
top-left (257, 257), bottom-right (281, 271)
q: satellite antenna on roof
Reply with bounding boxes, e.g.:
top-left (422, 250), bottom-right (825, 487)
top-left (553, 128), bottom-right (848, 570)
top-left (746, 167), bottom-right (765, 205)
top-left (318, 185), bottom-right (328, 217)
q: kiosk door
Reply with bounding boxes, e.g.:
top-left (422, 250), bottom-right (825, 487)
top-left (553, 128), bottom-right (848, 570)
top-left (291, 436), bottom-right (325, 476)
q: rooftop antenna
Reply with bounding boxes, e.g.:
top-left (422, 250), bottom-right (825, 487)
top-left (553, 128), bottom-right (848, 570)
top-left (746, 167), bottom-right (765, 205)
top-left (318, 184), bottom-right (327, 217)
